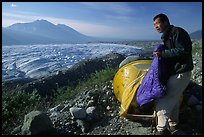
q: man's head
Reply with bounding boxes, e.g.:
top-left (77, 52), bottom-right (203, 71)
top-left (153, 13), bottom-right (170, 33)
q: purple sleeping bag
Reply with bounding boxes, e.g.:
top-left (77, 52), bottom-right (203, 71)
top-left (136, 44), bottom-right (169, 107)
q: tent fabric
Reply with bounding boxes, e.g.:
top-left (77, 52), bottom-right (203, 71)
top-left (113, 60), bottom-right (152, 117)
top-left (136, 44), bottom-right (169, 107)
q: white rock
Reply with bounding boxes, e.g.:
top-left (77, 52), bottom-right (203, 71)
top-left (69, 107), bottom-right (86, 119)
top-left (86, 106), bottom-right (96, 114)
top-left (106, 106), bottom-right (111, 110)
top-left (60, 104), bottom-right (70, 113)
top-left (49, 112), bottom-right (59, 118)
top-left (49, 104), bottom-right (64, 112)
top-left (87, 100), bottom-right (94, 107)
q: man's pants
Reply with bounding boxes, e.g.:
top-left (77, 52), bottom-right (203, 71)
top-left (155, 71), bottom-right (191, 132)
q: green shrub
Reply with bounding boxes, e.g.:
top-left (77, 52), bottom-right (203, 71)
top-left (53, 67), bottom-right (117, 104)
top-left (2, 89), bottom-right (47, 135)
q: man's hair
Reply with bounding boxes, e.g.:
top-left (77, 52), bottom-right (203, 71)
top-left (153, 13), bottom-right (170, 25)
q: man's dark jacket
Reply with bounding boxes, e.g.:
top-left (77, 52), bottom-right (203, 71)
top-left (160, 25), bottom-right (194, 75)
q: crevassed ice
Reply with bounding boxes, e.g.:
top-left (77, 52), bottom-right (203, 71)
top-left (2, 43), bottom-right (141, 81)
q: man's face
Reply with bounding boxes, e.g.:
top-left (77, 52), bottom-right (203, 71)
top-left (153, 17), bottom-right (168, 33)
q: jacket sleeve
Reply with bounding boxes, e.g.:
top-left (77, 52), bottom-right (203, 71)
top-left (161, 29), bottom-right (192, 59)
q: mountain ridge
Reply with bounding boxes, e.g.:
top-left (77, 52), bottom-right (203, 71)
top-left (2, 20), bottom-right (202, 45)
top-left (190, 30), bottom-right (202, 40)
top-left (2, 19), bottom-right (97, 45)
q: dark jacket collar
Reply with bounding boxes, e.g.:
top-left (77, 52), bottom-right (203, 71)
top-left (161, 25), bottom-right (174, 41)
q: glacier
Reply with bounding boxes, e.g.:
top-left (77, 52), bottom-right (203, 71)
top-left (2, 43), bottom-right (142, 81)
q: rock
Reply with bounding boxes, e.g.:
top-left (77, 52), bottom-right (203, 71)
top-left (106, 106), bottom-right (111, 110)
top-left (60, 104), bottom-right (70, 112)
top-left (85, 106), bottom-right (101, 123)
top-left (87, 100), bottom-right (95, 107)
top-left (49, 112), bottom-right (59, 120)
top-left (69, 107), bottom-right (86, 119)
top-left (49, 104), bottom-right (64, 112)
top-left (76, 119), bottom-right (89, 133)
top-left (86, 106), bottom-right (96, 115)
top-left (21, 111), bottom-right (55, 135)
top-left (11, 125), bottom-right (22, 135)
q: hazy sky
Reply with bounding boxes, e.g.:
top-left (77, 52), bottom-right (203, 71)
top-left (2, 2), bottom-right (202, 40)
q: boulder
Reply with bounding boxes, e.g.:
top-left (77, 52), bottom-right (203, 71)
top-left (69, 107), bottom-right (86, 119)
top-left (21, 111), bottom-right (55, 135)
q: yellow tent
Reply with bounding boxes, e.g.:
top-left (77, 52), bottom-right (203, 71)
top-left (113, 60), bottom-right (152, 117)
top-left (113, 59), bottom-right (183, 119)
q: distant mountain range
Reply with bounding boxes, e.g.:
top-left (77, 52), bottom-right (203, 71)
top-left (2, 20), bottom-right (202, 45)
top-left (190, 30), bottom-right (202, 40)
top-left (2, 19), bottom-right (99, 45)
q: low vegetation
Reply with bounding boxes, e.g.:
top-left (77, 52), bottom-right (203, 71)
top-left (2, 67), bottom-right (118, 135)
top-left (53, 67), bottom-right (117, 104)
top-left (192, 39), bottom-right (202, 55)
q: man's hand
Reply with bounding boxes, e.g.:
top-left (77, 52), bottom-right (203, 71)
top-left (153, 52), bottom-right (161, 56)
